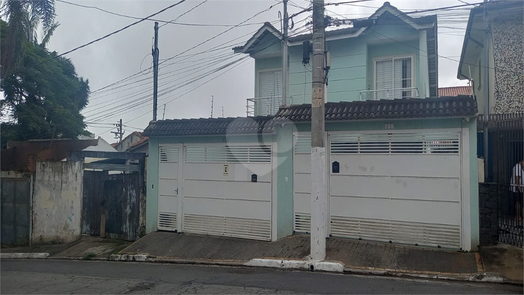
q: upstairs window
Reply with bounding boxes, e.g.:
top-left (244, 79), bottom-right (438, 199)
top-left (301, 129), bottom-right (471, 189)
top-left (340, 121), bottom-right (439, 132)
top-left (375, 56), bottom-right (413, 100)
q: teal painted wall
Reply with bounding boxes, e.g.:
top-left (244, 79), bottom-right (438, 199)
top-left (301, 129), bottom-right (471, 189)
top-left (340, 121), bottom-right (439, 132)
top-left (260, 22), bottom-right (425, 105)
top-left (146, 137), bottom-right (159, 233)
top-left (276, 124), bottom-right (294, 239)
top-left (296, 118), bottom-right (464, 132)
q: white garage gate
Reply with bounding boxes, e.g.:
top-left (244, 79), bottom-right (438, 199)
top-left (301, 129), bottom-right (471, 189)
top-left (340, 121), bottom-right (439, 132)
top-left (329, 130), bottom-right (463, 249)
top-left (292, 129), bottom-right (464, 249)
top-left (157, 143), bottom-right (274, 241)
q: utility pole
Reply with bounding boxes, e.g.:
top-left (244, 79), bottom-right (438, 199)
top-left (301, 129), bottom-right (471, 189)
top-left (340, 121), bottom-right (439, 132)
top-left (111, 119), bottom-right (125, 143)
top-left (310, 0), bottom-right (327, 261)
top-left (282, 0), bottom-right (289, 106)
top-left (211, 95), bottom-right (214, 118)
top-left (483, 0), bottom-right (489, 180)
top-left (152, 22), bottom-right (159, 121)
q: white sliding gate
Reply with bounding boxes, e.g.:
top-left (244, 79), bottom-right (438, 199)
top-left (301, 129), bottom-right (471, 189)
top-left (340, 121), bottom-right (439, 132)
top-left (293, 130), bottom-right (464, 249)
top-left (157, 143), bottom-right (274, 241)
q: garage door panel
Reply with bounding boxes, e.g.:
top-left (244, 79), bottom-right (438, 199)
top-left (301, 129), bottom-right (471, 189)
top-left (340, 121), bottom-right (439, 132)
top-left (294, 193), bottom-right (310, 213)
top-left (183, 163), bottom-right (272, 182)
top-left (159, 179), bottom-right (178, 196)
top-left (223, 181), bottom-right (271, 201)
top-left (159, 164), bottom-right (178, 179)
top-left (183, 197), bottom-right (270, 220)
top-left (388, 199), bottom-right (461, 225)
top-left (294, 173), bottom-right (311, 194)
top-left (331, 154), bottom-right (460, 178)
top-left (330, 176), bottom-right (460, 202)
top-left (330, 196), bottom-right (392, 220)
top-left (183, 163), bottom-right (226, 180)
top-left (236, 164), bottom-right (272, 181)
top-left (294, 155), bottom-right (311, 173)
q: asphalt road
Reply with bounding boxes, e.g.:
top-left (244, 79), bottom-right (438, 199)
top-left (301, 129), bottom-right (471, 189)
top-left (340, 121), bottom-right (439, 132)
top-left (1, 259), bottom-right (522, 294)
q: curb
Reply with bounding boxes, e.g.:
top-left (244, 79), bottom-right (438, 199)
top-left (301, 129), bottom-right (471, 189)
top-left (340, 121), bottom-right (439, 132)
top-left (343, 266), bottom-right (506, 283)
top-left (3, 252), bottom-right (520, 285)
top-left (0, 253), bottom-right (49, 259)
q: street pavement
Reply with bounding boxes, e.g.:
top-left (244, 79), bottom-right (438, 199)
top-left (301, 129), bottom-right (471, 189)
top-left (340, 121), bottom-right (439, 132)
top-left (1, 259), bottom-right (522, 294)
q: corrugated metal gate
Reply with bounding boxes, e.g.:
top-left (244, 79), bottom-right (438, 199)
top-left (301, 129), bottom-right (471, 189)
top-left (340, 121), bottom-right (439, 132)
top-left (82, 171), bottom-right (141, 241)
top-left (1, 176), bottom-right (31, 246)
top-left (158, 143), bottom-right (274, 241)
top-left (293, 130), bottom-right (464, 249)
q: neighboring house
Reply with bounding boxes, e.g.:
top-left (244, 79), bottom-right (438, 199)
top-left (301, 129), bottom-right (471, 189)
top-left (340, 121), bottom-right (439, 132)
top-left (113, 131), bottom-right (149, 154)
top-left (234, 2), bottom-right (438, 116)
top-left (457, 0), bottom-right (524, 114)
top-left (142, 2), bottom-right (480, 251)
top-left (438, 86), bottom-right (473, 97)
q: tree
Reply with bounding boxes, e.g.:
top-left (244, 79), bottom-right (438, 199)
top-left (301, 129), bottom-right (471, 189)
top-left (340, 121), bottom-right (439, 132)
top-left (1, 19), bottom-right (90, 147)
top-left (1, 0), bottom-right (57, 79)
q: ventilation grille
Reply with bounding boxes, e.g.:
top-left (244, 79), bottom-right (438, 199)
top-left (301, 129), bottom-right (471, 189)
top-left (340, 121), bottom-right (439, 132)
top-left (330, 216), bottom-right (461, 249)
top-left (185, 145), bottom-right (271, 163)
top-left (158, 212), bottom-right (177, 231)
top-left (294, 134), bottom-right (311, 154)
top-left (160, 145), bottom-right (178, 162)
top-left (294, 213), bottom-right (311, 233)
top-left (183, 214), bottom-right (271, 241)
top-left (330, 132), bottom-right (460, 155)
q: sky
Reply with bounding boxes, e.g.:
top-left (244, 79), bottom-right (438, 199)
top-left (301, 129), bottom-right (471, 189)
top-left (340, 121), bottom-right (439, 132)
top-left (43, 0), bottom-right (473, 144)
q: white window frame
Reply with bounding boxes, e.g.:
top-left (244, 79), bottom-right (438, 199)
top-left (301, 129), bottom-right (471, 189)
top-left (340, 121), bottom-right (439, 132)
top-left (373, 54), bottom-right (416, 99)
top-left (256, 67), bottom-right (283, 99)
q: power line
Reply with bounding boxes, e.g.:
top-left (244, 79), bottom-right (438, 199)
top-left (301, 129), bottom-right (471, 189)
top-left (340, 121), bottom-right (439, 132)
top-left (159, 0), bottom-right (208, 28)
top-left (55, 0), bottom-right (273, 28)
top-left (53, 0), bottom-right (187, 59)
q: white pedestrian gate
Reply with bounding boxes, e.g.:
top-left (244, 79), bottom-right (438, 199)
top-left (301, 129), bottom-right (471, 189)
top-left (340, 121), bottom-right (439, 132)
top-left (293, 133), bottom-right (312, 233)
top-left (157, 143), bottom-right (274, 241)
top-left (158, 145), bottom-right (179, 231)
top-left (293, 130), bottom-right (464, 249)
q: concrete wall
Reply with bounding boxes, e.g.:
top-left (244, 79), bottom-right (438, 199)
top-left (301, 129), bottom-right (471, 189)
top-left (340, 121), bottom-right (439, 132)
top-left (492, 14), bottom-right (524, 114)
top-left (32, 161), bottom-right (83, 243)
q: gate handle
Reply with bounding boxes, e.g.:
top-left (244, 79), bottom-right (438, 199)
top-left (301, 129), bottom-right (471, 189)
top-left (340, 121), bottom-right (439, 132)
top-left (175, 188), bottom-right (178, 195)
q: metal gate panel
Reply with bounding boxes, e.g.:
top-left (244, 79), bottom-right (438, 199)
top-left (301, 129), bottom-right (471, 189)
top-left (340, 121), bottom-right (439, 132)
top-left (328, 130), bottom-right (463, 249)
top-left (158, 145), bottom-right (179, 231)
top-left (182, 144), bottom-right (272, 241)
top-left (1, 177), bottom-right (31, 246)
top-left (293, 133), bottom-right (312, 233)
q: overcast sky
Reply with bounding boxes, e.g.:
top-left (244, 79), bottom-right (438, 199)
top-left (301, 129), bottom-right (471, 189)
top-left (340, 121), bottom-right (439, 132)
top-left (45, 0), bottom-right (471, 144)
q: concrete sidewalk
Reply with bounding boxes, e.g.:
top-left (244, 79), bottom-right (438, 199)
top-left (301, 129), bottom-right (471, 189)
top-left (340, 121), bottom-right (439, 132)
top-left (121, 232), bottom-right (488, 279)
top-left (2, 232), bottom-right (521, 284)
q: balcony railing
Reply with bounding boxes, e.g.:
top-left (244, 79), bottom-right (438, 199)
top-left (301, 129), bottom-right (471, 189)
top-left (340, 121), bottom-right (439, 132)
top-left (246, 96), bottom-right (282, 117)
top-left (359, 87), bottom-right (419, 101)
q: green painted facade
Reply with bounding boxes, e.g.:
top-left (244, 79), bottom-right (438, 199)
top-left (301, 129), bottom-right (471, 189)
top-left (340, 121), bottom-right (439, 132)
top-left (257, 23), bottom-right (426, 105)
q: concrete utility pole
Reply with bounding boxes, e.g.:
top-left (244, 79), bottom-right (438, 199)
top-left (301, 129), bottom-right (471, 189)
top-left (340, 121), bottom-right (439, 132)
top-left (111, 119), bottom-right (125, 143)
top-left (483, 0), bottom-right (489, 180)
top-left (153, 22), bottom-right (159, 121)
top-left (310, 0), bottom-right (327, 261)
top-left (282, 0), bottom-right (289, 106)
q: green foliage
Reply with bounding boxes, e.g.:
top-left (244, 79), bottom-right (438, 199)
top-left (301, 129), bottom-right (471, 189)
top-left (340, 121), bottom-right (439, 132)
top-left (1, 19), bottom-right (90, 147)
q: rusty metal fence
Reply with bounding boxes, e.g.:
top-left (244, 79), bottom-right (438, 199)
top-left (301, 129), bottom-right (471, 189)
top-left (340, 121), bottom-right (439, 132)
top-left (478, 113), bottom-right (524, 247)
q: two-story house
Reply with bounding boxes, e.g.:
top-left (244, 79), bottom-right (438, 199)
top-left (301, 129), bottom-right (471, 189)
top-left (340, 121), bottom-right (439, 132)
top-left (458, 0), bottom-right (523, 115)
top-left (234, 1), bottom-right (438, 116)
top-left (143, 2), bottom-right (480, 251)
